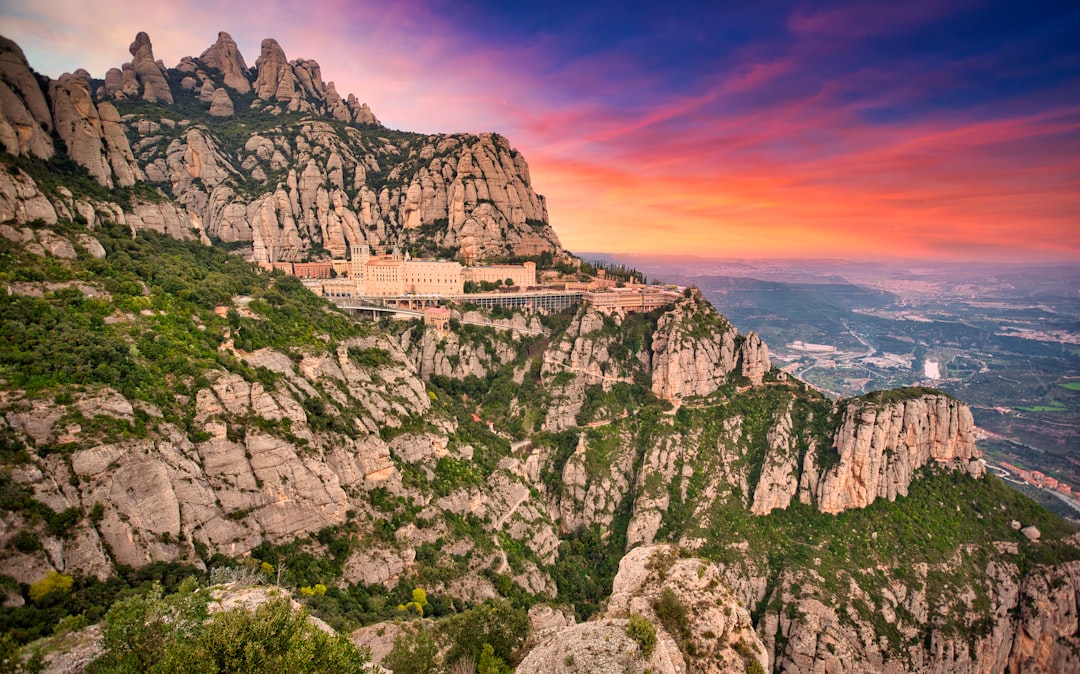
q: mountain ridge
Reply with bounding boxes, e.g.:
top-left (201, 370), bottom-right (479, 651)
top-left (0, 32), bottom-right (1078, 674)
top-left (0, 31), bottom-right (563, 264)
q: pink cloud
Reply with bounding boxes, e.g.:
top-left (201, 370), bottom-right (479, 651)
top-left (0, 0), bottom-right (1075, 262)
top-left (526, 94), bottom-right (1080, 262)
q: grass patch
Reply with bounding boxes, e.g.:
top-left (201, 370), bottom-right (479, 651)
top-left (1015, 403), bottom-right (1067, 412)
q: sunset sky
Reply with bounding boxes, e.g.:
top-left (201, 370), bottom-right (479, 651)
top-left (3, 0), bottom-right (1078, 262)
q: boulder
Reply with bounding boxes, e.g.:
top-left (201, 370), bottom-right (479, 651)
top-left (208, 87), bottom-right (234, 117)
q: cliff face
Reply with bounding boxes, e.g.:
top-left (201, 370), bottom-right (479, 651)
top-left (650, 294), bottom-right (738, 400)
top-left (726, 549), bottom-right (1080, 674)
top-left (520, 545), bottom-right (768, 674)
top-left (1, 337), bottom-right (425, 578)
top-left (540, 306), bottom-right (652, 432)
top-left (402, 309), bottom-right (542, 381)
top-left (650, 293), bottom-right (771, 401)
top-left (815, 393), bottom-right (984, 514)
top-left (0, 37), bottom-right (54, 161)
top-left (49, 75), bottom-right (144, 189)
top-left (740, 392), bottom-right (987, 517)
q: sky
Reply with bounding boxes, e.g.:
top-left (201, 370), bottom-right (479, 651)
top-left (2, 0), bottom-right (1079, 262)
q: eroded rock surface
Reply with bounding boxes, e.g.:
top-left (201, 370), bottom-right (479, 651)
top-left (521, 545), bottom-right (768, 674)
top-left (651, 294), bottom-right (738, 401)
top-left (816, 393), bottom-right (983, 513)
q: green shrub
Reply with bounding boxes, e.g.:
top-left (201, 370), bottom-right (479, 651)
top-left (441, 600), bottom-right (528, 667)
top-left (88, 582), bottom-right (370, 673)
top-left (11, 529), bottom-right (40, 553)
top-left (28, 573), bottom-right (73, 603)
top-left (348, 347), bottom-right (394, 368)
top-left (180, 597), bottom-right (368, 673)
top-left (625, 614), bottom-right (657, 658)
top-left (652, 588), bottom-right (691, 647)
top-left (384, 626), bottom-right (439, 674)
top-left (397, 588), bottom-right (429, 617)
top-left (478, 642), bottom-right (510, 674)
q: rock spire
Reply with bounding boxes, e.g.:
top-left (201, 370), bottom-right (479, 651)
top-left (198, 31), bottom-right (251, 94)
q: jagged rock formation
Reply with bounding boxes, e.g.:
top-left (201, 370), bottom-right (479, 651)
top-left (712, 546), bottom-right (1080, 673)
top-left (1009, 560), bottom-right (1080, 672)
top-left (650, 293), bottom-right (738, 400)
top-left (1, 334), bottom-right (432, 576)
top-left (402, 309), bottom-right (543, 380)
top-left (814, 393), bottom-right (984, 514)
top-left (0, 37), bottom-right (54, 160)
top-left (650, 293), bottom-right (770, 401)
top-left (49, 74), bottom-right (144, 188)
top-left (738, 330), bottom-right (770, 386)
top-left (743, 392), bottom-right (984, 517)
top-left (750, 402), bottom-right (801, 515)
top-left (124, 32), bottom-right (173, 104)
top-left (540, 306), bottom-right (650, 431)
top-left (198, 32), bottom-right (251, 94)
top-left (251, 38), bottom-right (354, 119)
top-left (0, 160), bottom-right (199, 242)
top-left (520, 545), bottom-right (768, 674)
top-left (1, 37), bottom-right (145, 189)
top-left (0, 168), bottom-right (58, 224)
top-left (1, 32), bottom-right (563, 261)
top-left (558, 428), bottom-right (641, 535)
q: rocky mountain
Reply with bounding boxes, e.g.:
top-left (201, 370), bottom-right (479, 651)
top-left (520, 544), bottom-right (768, 673)
top-left (1, 32), bottom-right (1078, 674)
top-left (0, 32), bottom-right (562, 263)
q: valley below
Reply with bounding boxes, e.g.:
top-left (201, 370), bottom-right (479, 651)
top-left (595, 255), bottom-right (1080, 521)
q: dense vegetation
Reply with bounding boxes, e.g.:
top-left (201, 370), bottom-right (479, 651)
top-left (82, 577), bottom-right (371, 673)
top-left (2, 147), bottom-right (1079, 669)
top-left (0, 217), bottom-right (366, 433)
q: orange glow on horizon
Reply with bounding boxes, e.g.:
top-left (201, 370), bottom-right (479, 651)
top-left (4, 1), bottom-right (1077, 263)
top-left (529, 106), bottom-right (1080, 262)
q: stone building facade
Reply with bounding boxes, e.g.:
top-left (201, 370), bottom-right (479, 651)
top-left (270, 245), bottom-right (536, 297)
